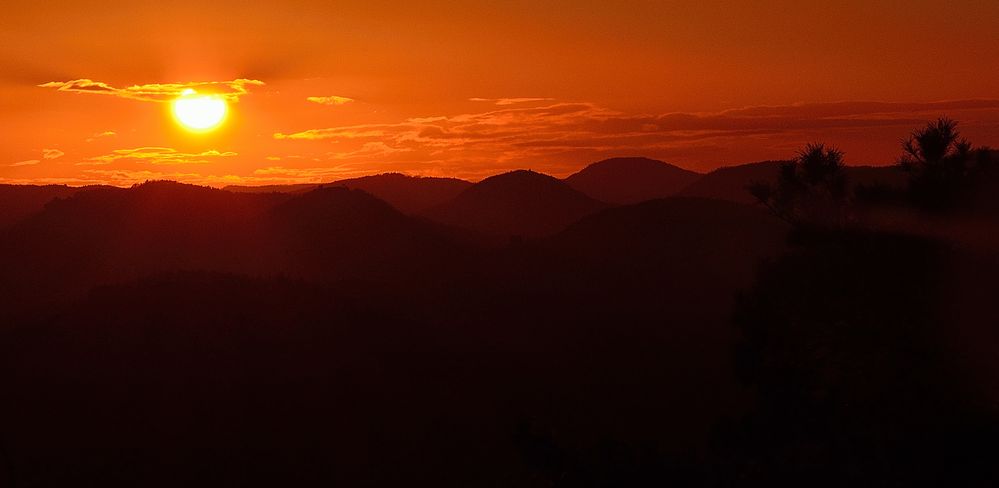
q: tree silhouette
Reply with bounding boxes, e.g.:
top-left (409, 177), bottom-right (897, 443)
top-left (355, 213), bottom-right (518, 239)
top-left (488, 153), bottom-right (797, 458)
top-left (748, 143), bottom-right (848, 227)
top-left (899, 118), bottom-right (978, 210)
top-left (723, 230), bottom-right (999, 486)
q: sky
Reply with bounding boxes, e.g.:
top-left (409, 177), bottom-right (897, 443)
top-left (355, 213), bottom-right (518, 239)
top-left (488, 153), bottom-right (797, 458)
top-left (2, 0), bottom-right (999, 186)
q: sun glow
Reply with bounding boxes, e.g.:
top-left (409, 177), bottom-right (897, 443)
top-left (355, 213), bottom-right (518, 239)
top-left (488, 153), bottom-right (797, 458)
top-left (172, 89), bottom-right (227, 131)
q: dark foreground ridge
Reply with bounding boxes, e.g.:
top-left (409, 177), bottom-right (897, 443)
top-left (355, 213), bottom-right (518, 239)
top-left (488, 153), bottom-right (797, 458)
top-left (1, 143), bottom-right (998, 486)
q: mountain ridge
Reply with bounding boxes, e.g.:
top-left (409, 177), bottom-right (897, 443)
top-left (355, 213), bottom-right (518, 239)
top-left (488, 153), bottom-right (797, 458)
top-left (564, 157), bottom-right (702, 204)
top-left (423, 169), bottom-right (606, 237)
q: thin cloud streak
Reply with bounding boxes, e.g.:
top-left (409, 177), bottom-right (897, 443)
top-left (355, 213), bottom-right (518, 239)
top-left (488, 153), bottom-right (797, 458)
top-left (9, 160), bottom-right (40, 167)
top-left (306, 96), bottom-right (355, 105)
top-left (79, 147), bottom-right (238, 166)
top-left (469, 97), bottom-right (555, 105)
top-left (39, 79), bottom-right (264, 103)
top-left (86, 131), bottom-right (117, 142)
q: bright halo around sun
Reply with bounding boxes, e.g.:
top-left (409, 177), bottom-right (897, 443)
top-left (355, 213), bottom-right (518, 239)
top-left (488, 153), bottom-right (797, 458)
top-left (172, 89), bottom-right (227, 132)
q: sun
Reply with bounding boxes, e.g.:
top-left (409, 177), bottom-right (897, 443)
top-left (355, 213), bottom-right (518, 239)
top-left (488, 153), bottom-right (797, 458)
top-left (172, 89), bottom-right (227, 131)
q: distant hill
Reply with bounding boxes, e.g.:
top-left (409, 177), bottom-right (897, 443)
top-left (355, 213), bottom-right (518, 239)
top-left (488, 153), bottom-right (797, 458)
top-left (224, 183), bottom-right (318, 194)
top-left (225, 173), bottom-right (471, 214)
top-left (1, 192), bottom-right (783, 480)
top-left (0, 182), bottom-right (284, 302)
top-left (0, 184), bottom-right (107, 230)
top-left (678, 161), bottom-right (908, 204)
top-left (423, 170), bottom-right (606, 237)
top-left (564, 157), bottom-right (701, 204)
top-left (270, 185), bottom-right (468, 279)
top-left (326, 173), bottom-right (471, 214)
top-left (0, 181), bottom-right (464, 307)
top-left (553, 197), bottom-right (787, 288)
top-left (678, 161), bottom-right (785, 204)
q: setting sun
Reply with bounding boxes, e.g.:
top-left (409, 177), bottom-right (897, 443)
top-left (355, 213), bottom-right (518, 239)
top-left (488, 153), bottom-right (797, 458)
top-left (4, 2), bottom-right (999, 483)
top-left (172, 89), bottom-right (227, 132)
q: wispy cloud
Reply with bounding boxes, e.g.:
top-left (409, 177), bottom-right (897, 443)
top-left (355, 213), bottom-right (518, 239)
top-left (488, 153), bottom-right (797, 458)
top-left (86, 131), bottom-right (117, 142)
top-left (274, 127), bottom-right (386, 140)
top-left (470, 97), bottom-right (555, 105)
top-left (8, 148), bottom-right (63, 166)
top-left (39, 79), bottom-right (264, 103)
top-left (306, 95), bottom-right (354, 106)
top-left (42, 148), bottom-right (64, 160)
top-left (328, 142), bottom-right (410, 160)
top-left (252, 166), bottom-right (353, 180)
top-left (9, 159), bottom-right (40, 167)
top-left (10, 98), bottom-right (999, 186)
top-left (269, 98), bottom-right (999, 175)
top-left (79, 147), bottom-right (238, 166)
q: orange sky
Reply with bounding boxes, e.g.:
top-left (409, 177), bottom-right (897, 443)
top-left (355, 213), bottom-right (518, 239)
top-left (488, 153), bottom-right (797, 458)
top-left (3, 0), bottom-right (999, 185)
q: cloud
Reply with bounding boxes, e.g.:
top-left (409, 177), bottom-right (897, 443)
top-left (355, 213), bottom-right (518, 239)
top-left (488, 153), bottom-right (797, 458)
top-left (270, 98), bottom-right (999, 176)
top-left (9, 159), bottom-right (40, 167)
top-left (252, 166), bottom-right (351, 179)
top-left (8, 148), bottom-right (63, 166)
top-left (11, 97), bottom-right (999, 186)
top-left (716, 99), bottom-right (999, 119)
top-left (274, 127), bottom-right (386, 140)
top-left (327, 142), bottom-right (410, 160)
top-left (42, 148), bottom-right (64, 160)
top-left (79, 147), bottom-right (238, 166)
top-left (306, 95), bottom-right (355, 105)
top-left (86, 131), bottom-right (117, 142)
top-left (39, 79), bottom-right (264, 103)
top-left (470, 97), bottom-right (555, 105)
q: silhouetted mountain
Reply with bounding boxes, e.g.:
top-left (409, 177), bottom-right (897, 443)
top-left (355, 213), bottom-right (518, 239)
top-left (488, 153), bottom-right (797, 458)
top-left (0, 192), bottom-right (789, 485)
top-left (553, 197), bottom-right (787, 288)
top-left (2, 155), bottom-right (997, 486)
top-left (327, 173), bottom-right (471, 213)
top-left (0, 184), bottom-right (107, 230)
top-left (224, 182), bottom-right (318, 194)
top-left (0, 181), bottom-right (466, 312)
top-left (225, 173), bottom-right (472, 214)
top-left (564, 157), bottom-right (701, 204)
top-left (423, 170), bottom-right (606, 237)
top-left (0, 196), bottom-right (792, 485)
top-left (678, 161), bottom-right (786, 204)
top-left (269, 185), bottom-right (469, 279)
top-left (0, 182), bottom-right (283, 308)
top-left (679, 161), bottom-right (908, 204)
